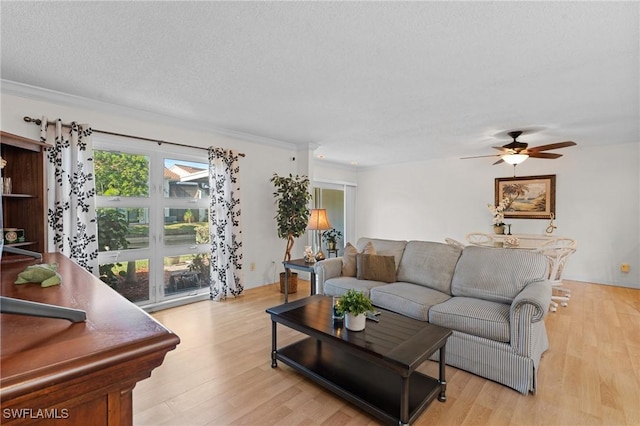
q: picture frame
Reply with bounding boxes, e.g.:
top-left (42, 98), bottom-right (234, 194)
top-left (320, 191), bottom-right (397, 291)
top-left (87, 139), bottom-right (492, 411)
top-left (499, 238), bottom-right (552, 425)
top-left (495, 174), bottom-right (556, 219)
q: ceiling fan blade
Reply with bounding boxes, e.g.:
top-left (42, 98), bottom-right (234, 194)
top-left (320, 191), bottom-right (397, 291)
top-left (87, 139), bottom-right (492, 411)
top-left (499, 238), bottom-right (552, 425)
top-left (492, 146), bottom-right (512, 153)
top-left (527, 152), bottom-right (563, 159)
top-left (460, 154), bottom-right (501, 159)
top-left (527, 141), bottom-right (576, 152)
top-left (493, 158), bottom-right (505, 165)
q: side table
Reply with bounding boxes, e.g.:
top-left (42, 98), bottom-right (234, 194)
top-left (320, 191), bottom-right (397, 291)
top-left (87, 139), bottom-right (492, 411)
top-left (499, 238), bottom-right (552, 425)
top-left (282, 258), bottom-right (317, 303)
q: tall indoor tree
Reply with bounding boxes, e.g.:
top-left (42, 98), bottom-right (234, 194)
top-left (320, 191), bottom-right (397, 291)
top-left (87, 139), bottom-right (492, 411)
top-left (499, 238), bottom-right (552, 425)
top-left (270, 173), bottom-right (311, 261)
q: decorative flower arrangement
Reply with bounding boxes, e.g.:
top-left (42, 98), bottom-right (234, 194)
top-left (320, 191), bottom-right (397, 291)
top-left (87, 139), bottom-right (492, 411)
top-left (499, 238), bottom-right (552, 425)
top-left (322, 228), bottom-right (343, 245)
top-left (487, 198), bottom-right (509, 227)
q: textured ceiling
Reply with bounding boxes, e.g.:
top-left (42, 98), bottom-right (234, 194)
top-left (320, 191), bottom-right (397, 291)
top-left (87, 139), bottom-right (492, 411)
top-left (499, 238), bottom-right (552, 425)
top-left (1, 1), bottom-right (638, 167)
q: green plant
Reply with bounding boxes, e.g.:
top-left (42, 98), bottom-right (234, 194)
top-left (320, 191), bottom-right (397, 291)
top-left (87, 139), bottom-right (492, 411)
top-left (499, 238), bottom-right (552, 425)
top-left (322, 228), bottom-right (343, 244)
top-left (97, 208), bottom-right (130, 287)
top-left (188, 224), bottom-right (211, 284)
top-left (183, 209), bottom-right (194, 223)
top-left (270, 173), bottom-right (312, 261)
top-left (94, 150), bottom-right (149, 197)
top-left (336, 289), bottom-right (374, 316)
top-left (97, 208), bottom-right (129, 252)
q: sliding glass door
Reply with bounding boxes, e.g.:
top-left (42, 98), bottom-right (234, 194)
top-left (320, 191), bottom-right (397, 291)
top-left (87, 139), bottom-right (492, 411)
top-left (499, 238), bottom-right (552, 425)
top-left (313, 182), bottom-right (356, 256)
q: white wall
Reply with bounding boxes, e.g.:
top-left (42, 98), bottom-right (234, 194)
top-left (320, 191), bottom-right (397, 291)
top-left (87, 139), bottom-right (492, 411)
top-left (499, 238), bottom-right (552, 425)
top-left (313, 161), bottom-right (358, 185)
top-left (355, 142), bottom-right (640, 288)
top-left (3, 87), bottom-right (638, 288)
top-left (0, 90), bottom-right (303, 289)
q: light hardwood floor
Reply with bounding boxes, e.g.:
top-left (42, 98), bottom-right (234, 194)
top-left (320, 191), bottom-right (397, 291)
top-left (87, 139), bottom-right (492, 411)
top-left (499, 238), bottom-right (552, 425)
top-left (133, 280), bottom-right (640, 425)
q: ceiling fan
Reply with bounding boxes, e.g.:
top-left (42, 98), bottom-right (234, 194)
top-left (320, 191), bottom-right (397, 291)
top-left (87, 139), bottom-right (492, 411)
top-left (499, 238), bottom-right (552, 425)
top-left (461, 131), bottom-right (577, 166)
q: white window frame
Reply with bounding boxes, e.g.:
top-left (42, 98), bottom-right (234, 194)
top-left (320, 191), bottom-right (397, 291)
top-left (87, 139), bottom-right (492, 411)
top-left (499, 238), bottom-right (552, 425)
top-left (94, 134), bottom-right (211, 310)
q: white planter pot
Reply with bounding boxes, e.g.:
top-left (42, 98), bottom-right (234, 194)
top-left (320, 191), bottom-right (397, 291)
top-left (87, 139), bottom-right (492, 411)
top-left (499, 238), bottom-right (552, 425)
top-left (345, 313), bottom-right (366, 331)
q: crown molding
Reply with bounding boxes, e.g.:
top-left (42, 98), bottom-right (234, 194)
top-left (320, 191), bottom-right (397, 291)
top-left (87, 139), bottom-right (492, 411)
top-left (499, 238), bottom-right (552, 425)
top-left (315, 158), bottom-right (359, 172)
top-left (0, 79), bottom-right (297, 151)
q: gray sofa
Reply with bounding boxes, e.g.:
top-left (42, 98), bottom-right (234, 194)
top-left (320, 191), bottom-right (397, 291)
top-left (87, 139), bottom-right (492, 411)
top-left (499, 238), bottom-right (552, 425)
top-left (315, 237), bottom-right (552, 394)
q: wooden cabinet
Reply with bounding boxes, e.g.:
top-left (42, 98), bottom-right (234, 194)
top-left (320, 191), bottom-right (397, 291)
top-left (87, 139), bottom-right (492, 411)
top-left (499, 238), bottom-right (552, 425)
top-left (1, 253), bottom-right (180, 425)
top-left (1, 131), bottom-right (50, 262)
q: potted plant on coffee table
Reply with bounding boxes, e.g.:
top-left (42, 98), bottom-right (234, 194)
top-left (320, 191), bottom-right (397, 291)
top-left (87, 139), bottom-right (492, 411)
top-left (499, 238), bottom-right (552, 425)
top-left (270, 173), bottom-right (312, 293)
top-left (336, 289), bottom-right (374, 331)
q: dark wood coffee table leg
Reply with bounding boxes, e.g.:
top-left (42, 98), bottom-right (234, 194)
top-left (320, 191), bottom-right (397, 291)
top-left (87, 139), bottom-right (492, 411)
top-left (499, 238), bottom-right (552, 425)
top-left (271, 321), bottom-right (278, 368)
top-left (400, 375), bottom-right (410, 425)
top-left (438, 344), bottom-right (447, 401)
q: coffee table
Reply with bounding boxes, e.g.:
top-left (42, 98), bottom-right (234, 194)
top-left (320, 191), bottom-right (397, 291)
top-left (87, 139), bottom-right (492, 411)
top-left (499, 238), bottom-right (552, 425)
top-left (266, 295), bottom-right (452, 425)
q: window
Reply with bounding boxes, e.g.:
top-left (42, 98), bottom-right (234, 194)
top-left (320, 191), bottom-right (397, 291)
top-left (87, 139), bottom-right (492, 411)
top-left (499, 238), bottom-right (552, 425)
top-left (94, 139), bottom-right (211, 309)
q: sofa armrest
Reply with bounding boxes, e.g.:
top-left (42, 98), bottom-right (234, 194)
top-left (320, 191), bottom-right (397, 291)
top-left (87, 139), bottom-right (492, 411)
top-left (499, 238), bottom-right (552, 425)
top-left (510, 280), bottom-right (552, 356)
top-left (314, 258), bottom-right (343, 294)
top-left (511, 279), bottom-right (552, 322)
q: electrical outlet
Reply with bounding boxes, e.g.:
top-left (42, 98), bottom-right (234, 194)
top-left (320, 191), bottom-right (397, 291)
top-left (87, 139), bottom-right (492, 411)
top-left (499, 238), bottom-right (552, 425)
top-left (620, 263), bottom-right (630, 273)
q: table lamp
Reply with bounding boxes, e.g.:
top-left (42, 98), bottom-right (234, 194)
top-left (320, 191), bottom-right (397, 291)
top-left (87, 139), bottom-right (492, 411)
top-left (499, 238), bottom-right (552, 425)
top-left (307, 209), bottom-right (332, 261)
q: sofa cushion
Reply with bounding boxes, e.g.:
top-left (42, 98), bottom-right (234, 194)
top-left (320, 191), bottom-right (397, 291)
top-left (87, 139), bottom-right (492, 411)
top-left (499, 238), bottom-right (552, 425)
top-left (323, 277), bottom-right (383, 298)
top-left (342, 241), bottom-right (376, 277)
top-left (356, 254), bottom-right (396, 283)
top-left (429, 297), bottom-right (511, 342)
top-left (451, 246), bottom-right (549, 304)
top-left (397, 241), bottom-right (462, 295)
top-left (370, 282), bottom-right (451, 321)
top-left (356, 238), bottom-right (407, 270)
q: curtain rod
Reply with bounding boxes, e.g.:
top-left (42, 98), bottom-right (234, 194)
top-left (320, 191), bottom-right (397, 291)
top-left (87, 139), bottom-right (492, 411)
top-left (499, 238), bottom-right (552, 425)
top-left (23, 116), bottom-right (245, 157)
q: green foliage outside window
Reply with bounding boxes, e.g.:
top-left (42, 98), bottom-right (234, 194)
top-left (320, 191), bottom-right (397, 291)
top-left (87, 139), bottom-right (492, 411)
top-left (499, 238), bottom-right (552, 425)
top-left (97, 208), bottom-right (129, 286)
top-left (188, 224), bottom-right (211, 284)
top-left (94, 151), bottom-right (149, 197)
top-left (94, 151), bottom-right (150, 287)
top-left (183, 209), bottom-right (194, 223)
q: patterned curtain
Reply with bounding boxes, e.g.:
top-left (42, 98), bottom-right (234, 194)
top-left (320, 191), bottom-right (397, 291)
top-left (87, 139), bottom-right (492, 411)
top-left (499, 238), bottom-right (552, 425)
top-left (208, 147), bottom-right (243, 301)
top-left (41, 118), bottom-right (99, 273)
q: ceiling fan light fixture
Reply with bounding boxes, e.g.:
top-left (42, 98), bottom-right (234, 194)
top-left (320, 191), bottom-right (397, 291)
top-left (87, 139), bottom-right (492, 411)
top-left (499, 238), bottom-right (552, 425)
top-left (502, 153), bottom-right (529, 165)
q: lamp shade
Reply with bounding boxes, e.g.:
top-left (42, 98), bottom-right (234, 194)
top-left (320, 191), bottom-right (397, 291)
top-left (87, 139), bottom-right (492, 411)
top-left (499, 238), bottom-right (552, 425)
top-left (307, 209), bottom-right (332, 230)
top-left (502, 154), bottom-right (529, 165)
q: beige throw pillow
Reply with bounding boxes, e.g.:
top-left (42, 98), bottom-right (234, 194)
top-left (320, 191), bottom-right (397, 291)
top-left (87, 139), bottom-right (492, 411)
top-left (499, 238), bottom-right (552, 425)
top-left (342, 241), bottom-right (375, 277)
top-left (356, 254), bottom-right (397, 283)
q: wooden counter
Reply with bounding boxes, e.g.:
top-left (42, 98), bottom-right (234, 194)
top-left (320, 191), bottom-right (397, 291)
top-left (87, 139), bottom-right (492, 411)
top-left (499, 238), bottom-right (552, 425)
top-left (1, 253), bottom-right (180, 425)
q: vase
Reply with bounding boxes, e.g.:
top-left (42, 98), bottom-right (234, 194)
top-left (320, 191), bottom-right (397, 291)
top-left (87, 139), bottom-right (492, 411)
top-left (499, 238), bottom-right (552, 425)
top-left (345, 313), bottom-right (366, 331)
top-left (493, 225), bottom-right (505, 235)
top-left (331, 296), bottom-right (344, 321)
top-left (328, 241), bottom-right (336, 250)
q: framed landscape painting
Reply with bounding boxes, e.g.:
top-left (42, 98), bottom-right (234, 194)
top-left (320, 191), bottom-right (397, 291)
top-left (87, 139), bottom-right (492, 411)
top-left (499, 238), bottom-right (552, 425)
top-left (495, 174), bottom-right (556, 219)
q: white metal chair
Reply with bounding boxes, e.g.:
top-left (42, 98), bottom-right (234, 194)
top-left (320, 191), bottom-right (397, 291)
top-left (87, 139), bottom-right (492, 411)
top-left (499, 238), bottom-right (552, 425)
top-left (534, 238), bottom-right (577, 312)
top-left (445, 238), bottom-right (465, 250)
top-left (465, 232), bottom-right (494, 247)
